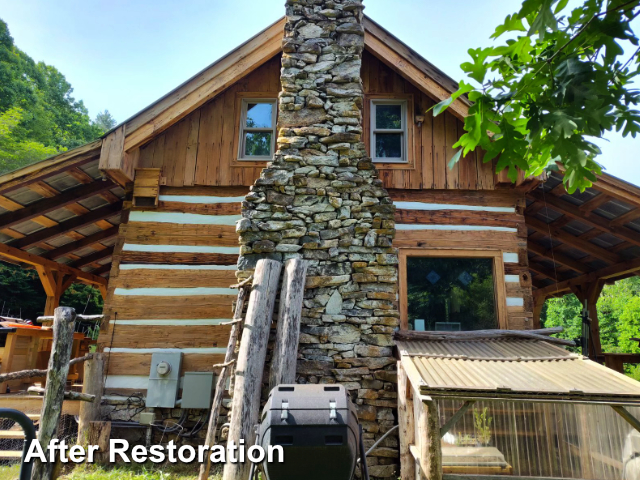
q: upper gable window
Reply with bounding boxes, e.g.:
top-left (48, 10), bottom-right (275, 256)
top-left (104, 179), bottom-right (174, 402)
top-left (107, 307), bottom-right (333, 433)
top-left (238, 99), bottom-right (277, 160)
top-left (371, 99), bottom-right (408, 163)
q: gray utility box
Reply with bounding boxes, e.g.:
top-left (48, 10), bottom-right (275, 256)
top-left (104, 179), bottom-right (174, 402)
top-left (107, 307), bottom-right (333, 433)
top-left (146, 352), bottom-right (182, 408)
top-left (182, 372), bottom-right (215, 409)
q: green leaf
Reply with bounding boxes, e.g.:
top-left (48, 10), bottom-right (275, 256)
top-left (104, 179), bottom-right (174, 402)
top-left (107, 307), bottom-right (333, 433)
top-left (491, 14), bottom-right (526, 39)
top-left (448, 150), bottom-right (462, 170)
top-left (430, 97), bottom-right (453, 117)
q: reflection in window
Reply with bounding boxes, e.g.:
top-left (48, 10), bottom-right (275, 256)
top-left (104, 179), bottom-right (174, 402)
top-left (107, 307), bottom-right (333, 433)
top-left (406, 257), bottom-right (497, 331)
top-left (239, 99), bottom-right (276, 160)
top-left (371, 99), bottom-right (407, 163)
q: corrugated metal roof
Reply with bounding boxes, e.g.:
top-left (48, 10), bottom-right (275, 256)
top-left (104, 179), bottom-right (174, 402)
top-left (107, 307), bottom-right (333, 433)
top-left (398, 338), bottom-right (640, 403)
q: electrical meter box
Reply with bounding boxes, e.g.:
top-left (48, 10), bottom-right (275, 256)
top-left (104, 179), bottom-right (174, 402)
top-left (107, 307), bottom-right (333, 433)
top-left (146, 352), bottom-right (182, 408)
top-left (182, 372), bottom-right (215, 409)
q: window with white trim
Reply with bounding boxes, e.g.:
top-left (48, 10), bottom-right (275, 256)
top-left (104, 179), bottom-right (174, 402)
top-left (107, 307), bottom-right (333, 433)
top-left (370, 99), bottom-right (407, 163)
top-left (238, 99), bottom-right (277, 160)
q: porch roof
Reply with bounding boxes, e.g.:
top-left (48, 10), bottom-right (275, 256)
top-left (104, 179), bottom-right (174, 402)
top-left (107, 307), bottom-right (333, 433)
top-left (397, 332), bottom-right (640, 405)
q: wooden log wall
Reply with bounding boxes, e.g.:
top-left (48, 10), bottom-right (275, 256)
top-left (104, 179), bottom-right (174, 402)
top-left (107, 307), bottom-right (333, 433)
top-left (133, 50), bottom-right (495, 191)
top-left (390, 189), bottom-right (534, 330)
top-left (98, 186), bottom-right (243, 394)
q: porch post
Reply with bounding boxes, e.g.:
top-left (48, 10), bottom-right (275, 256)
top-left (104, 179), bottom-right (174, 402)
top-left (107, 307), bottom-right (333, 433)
top-left (532, 294), bottom-right (547, 330)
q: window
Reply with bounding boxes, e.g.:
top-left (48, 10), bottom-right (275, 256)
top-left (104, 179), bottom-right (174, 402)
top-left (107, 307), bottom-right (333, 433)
top-left (238, 99), bottom-right (277, 160)
top-left (400, 252), bottom-right (504, 331)
top-left (371, 99), bottom-right (407, 163)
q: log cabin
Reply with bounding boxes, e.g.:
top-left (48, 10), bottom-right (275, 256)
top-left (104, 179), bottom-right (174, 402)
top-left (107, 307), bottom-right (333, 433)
top-left (3, 1), bottom-right (640, 478)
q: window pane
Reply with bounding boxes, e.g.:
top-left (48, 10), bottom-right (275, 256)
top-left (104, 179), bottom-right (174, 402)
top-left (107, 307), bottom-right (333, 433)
top-left (245, 103), bottom-right (273, 128)
top-left (406, 257), bottom-right (496, 331)
top-left (244, 132), bottom-right (272, 157)
top-left (375, 104), bottom-right (402, 129)
top-left (375, 133), bottom-right (403, 159)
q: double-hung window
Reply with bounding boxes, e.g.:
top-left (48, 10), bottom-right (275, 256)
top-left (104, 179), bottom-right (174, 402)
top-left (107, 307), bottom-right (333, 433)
top-left (238, 99), bottom-right (277, 160)
top-left (370, 99), bottom-right (407, 163)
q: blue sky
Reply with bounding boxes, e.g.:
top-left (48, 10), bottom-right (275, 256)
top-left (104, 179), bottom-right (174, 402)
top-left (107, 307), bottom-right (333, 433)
top-left (1, 0), bottom-right (639, 185)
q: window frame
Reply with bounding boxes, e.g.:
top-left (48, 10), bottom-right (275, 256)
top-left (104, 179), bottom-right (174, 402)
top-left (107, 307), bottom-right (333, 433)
top-left (398, 248), bottom-right (508, 331)
top-left (370, 98), bottom-right (408, 164)
top-left (237, 98), bottom-right (277, 161)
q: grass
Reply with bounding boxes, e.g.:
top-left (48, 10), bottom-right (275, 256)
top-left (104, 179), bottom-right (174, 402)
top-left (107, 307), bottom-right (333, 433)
top-left (0, 463), bottom-right (223, 480)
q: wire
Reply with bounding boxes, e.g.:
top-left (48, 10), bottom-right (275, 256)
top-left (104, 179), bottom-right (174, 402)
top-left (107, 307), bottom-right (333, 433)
top-left (102, 311), bottom-right (117, 390)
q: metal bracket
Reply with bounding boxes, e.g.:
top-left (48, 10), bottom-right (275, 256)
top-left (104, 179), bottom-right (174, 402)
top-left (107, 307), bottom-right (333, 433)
top-left (329, 400), bottom-right (337, 420)
top-left (280, 400), bottom-right (289, 421)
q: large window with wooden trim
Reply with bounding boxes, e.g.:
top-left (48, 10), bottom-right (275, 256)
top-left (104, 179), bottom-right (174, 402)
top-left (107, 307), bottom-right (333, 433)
top-left (399, 249), bottom-right (508, 331)
top-left (237, 99), bottom-right (277, 161)
top-left (370, 99), bottom-right (408, 163)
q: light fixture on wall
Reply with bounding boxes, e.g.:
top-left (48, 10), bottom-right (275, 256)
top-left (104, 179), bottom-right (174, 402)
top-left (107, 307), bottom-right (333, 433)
top-left (415, 115), bottom-right (425, 128)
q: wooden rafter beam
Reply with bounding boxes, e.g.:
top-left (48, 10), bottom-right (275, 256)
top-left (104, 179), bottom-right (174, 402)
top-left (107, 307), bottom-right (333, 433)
top-left (534, 255), bottom-right (640, 298)
top-left (528, 261), bottom-right (565, 282)
top-left (68, 247), bottom-right (114, 269)
top-left (0, 242), bottom-right (106, 287)
top-left (611, 208), bottom-right (640, 227)
top-left (90, 264), bottom-right (112, 277)
top-left (527, 241), bottom-right (591, 274)
top-left (0, 141), bottom-right (101, 196)
top-left (10, 201), bottom-right (122, 250)
top-left (0, 180), bottom-right (115, 230)
top-left (525, 216), bottom-right (621, 264)
top-left (529, 190), bottom-right (640, 248)
top-left (42, 226), bottom-right (119, 260)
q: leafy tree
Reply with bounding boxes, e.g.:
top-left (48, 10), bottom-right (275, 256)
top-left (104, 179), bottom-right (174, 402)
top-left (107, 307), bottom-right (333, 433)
top-left (434, 0), bottom-right (640, 192)
top-left (94, 110), bottom-right (117, 133)
top-left (0, 18), bottom-right (104, 174)
top-left (0, 261), bottom-right (103, 322)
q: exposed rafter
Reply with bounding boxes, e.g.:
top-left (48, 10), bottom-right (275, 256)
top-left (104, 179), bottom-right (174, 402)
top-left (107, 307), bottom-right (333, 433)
top-left (42, 226), bottom-right (119, 260)
top-left (525, 216), bottom-right (621, 264)
top-left (528, 190), bottom-right (640, 248)
top-left (10, 201), bottom-right (123, 250)
top-left (68, 247), bottom-right (114, 269)
top-left (0, 180), bottom-right (115, 230)
top-left (527, 241), bottom-right (591, 274)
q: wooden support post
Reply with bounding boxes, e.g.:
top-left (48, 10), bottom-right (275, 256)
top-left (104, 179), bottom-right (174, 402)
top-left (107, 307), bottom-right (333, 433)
top-left (269, 258), bottom-right (307, 390)
top-left (88, 421), bottom-right (111, 464)
top-left (398, 363), bottom-right (416, 480)
top-left (418, 396), bottom-right (442, 480)
top-left (31, 306), bottom-right (76, 480)
top-left (572, 281), bottom-right (604, 360)
top-left (37, 268), bottom-right (78, 317)
top-left (198, 287), bottom-right (249, 480)
top-left (223, 259), bottom-right (282, 480)
top-left (77, 353), bottom-right (104, 447)
top-left (532, 295), bottom-right (547, 330)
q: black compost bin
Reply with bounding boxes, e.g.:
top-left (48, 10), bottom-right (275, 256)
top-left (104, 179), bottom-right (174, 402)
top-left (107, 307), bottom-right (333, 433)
top-left (259, 384), bottom-right (360, 480)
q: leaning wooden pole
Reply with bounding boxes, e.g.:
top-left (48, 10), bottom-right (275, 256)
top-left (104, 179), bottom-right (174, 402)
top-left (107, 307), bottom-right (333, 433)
top-left (31, 306), bottom-right (76, 480)
top-left (198, 286), bottom-right (249, 480)
top-left (77, 353), bottom-right (105, 447)
top-left (269, 258), bottom-right (307, 390)
top-left (222, 259), bottom-right (282, 480)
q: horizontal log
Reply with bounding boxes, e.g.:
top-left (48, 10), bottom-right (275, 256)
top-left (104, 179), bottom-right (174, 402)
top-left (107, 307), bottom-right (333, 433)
top-left (395, 209), bottom-right (523, 228)
top-left (114, 268), bottom-right (237, 289)
top-left (37, 315), bottom-right (104, 323)
top-left (104, 299), bottom-right (234, 320)
top-left (120, 251), bottom-right (238, 265)
top-left (28, 386), bottom-right (95, 403)
top-left (105, 352), bottom-right (225, 376)
top-left (160, 186), bottom-right (249, 197)
top-left (153, 201), bottom-right (241, 216)
top-left (105, 324), bottom-right (231, 349)
top-left (388, 189), bottom-right (522, 208)
top-left (393, 229), bottom-right (522, 250)
top-left (121, 223), bottom-right (238, 246)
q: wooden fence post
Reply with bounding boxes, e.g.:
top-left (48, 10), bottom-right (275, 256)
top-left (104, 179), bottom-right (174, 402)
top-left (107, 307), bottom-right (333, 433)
top-left (77, 353), bottom-right (104, 447)
top-left (222, 259), bottom-right (282, 480)
top-left (198, 286), bottom-right (249, 480)
top-left (398, 363), bottom-right (416, 480)
top-left (269, 258), bottom-right (307, 390)
top-left (31, 306), bottom-right (76, 480)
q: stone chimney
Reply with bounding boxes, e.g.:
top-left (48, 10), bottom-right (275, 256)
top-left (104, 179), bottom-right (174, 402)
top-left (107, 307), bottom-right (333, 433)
top-left (237, 0), bottom-right (399, 476)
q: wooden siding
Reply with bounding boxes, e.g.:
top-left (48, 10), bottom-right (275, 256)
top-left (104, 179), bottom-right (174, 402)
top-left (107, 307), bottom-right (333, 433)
top-left (390, 189), bottom-right (534, 330)
top-left (98, 186), bottom-right (241, 392)
top-left (135, 50), bottom-right (495, 191)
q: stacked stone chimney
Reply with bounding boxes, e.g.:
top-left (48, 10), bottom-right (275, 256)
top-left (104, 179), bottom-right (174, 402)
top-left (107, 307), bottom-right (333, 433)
top-left (236, 0), bottom-right (399, 476)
